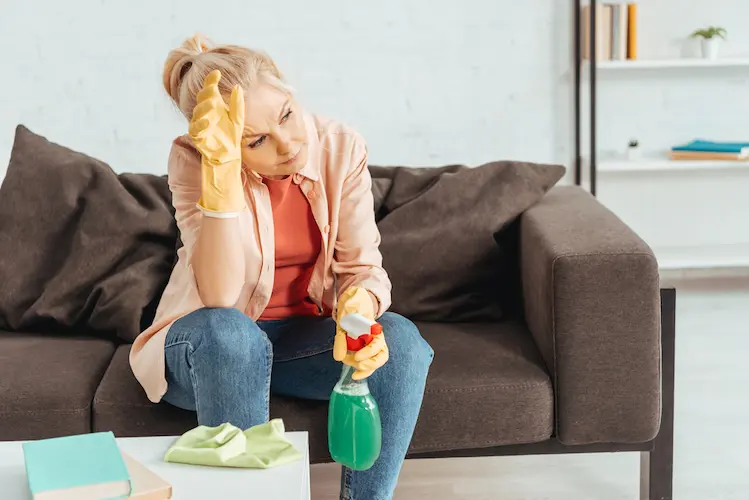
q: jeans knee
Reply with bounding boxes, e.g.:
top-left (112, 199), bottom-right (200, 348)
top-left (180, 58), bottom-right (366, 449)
top-left (379, 312), bottom-right (434, 371)
top-left (192, 308), bottom-right (270, 363)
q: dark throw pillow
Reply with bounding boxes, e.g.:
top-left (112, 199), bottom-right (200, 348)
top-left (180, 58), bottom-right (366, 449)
top-left (0, 125), bottom-right (177, 342)
top-left (369, 161), bottom-right (565, 322)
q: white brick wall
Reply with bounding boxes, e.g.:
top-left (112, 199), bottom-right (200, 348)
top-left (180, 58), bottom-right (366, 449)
top-left (2, 0), bottom-right (748, 269)
top-left (3, 1), bottom-right (748, 177)
top-left (0, 0), bottom-right (568, 180)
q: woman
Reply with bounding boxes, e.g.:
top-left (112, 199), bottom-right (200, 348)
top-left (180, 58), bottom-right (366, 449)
top-left (129, 34), bottom-right (434, 500)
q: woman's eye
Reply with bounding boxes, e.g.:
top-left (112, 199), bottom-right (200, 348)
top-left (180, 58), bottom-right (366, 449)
top-left (249, 136), bottom-right (266, 149)
top-left (281, 109), bottom-right (293, 123)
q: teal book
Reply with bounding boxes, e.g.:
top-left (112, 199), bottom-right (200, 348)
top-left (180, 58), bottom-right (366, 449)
top-left (22, 431), bottom-right (132, 500)
top-left (672, 140), bottom-right (749, 154)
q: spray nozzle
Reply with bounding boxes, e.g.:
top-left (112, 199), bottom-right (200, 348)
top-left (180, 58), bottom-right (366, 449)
top-left (340, 313), bottom-right (382, 352)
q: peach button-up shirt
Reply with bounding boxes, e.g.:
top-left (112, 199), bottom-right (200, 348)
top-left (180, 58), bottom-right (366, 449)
top-left (129, 113), bottom-right (392, 403)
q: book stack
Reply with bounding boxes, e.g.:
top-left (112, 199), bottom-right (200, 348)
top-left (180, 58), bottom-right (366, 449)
top-left (22, 432), bottom-right (172, 499)
top-left (582, 3), bottom-right (638, 61)
top-left (670, 140), bottom-right (749, 161)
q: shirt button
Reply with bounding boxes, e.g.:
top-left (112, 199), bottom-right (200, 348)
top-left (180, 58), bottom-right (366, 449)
top-left (323, 224), bottom-right (330, 234)
top-left (307, 190), bottom-right (316, 200)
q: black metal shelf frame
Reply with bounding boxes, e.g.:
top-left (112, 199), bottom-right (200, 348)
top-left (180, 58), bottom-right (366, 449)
top-left (574, 0), bottom-right (597, 196)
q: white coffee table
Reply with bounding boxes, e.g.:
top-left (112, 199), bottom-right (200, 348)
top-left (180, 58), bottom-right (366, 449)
top-left (0, 432), bottom-right (310, 500)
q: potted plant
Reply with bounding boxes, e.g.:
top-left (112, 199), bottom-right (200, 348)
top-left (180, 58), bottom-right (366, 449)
top-left (627, 139), bottom-right (640, 160)
top-left (690, 26), bottom-right (727, 60)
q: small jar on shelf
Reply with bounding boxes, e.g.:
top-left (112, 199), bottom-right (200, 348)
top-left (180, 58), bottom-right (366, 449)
top-left (627, 139), bottom-right (641, 161)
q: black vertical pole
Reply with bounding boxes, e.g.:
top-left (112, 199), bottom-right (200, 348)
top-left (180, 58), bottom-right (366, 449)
top-left (589, 0), bottom-right (597, 196)
top-left (574, 0), bottom-right (581, 185)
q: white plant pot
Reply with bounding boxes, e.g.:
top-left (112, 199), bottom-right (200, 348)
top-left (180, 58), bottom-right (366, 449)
top-left (701, 38), bottom-right (721, 59)
top-left (627, 147), bottom-right (640, 161)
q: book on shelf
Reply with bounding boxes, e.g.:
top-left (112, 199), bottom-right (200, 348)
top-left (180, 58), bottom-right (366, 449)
top-left (670, 140), bottom-right (749, 161)
top-left (581, 2), bottom-right (637, 61)
top-left (22, 431), bottom-right (172, 499)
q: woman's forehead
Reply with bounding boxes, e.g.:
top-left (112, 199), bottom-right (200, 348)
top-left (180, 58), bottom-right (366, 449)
top-left (242, 85), bottom-right (289, 123)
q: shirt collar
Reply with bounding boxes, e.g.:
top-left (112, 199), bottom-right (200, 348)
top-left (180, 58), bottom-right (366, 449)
top-left (295, 112), bottom-right (319, 182)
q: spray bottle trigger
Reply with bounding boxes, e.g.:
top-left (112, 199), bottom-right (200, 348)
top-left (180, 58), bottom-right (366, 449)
top-left (340, 313), bottom-right (381, 352)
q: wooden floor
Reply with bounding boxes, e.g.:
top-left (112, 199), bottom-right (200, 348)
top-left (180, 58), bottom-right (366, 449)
top-left (311, 277), bottom-right (749, 499)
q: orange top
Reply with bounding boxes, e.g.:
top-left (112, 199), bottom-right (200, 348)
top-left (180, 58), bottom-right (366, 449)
top-left (259, 176), bottom-right (322, 320)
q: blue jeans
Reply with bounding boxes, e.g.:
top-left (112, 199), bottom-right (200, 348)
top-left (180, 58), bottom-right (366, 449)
top-left (161, 307), bottom-right (434, 500)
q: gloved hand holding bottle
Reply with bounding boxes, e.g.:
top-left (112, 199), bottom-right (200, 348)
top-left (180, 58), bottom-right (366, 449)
top-left (189, 69), bottom-right (247, 217)
top-left (333, 286), bottom-right (389, 380)
top-left (329, 286), bottom-right (386, 470)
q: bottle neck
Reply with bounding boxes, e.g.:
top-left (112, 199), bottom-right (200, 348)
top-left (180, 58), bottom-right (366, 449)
top-left (334, 362), bottom-right (370, 395)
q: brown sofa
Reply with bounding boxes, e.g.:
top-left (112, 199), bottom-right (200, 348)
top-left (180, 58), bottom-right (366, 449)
top-left (0, 125), bottom-right (673, 499)
top-left (0, 185), bottom-right (673, 499)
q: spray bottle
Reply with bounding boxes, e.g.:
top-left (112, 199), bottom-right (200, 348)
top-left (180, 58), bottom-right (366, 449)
top-left (328, 312), bottom-right (383, 471)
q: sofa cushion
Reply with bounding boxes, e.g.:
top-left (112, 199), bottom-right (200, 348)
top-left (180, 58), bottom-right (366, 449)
top-left (94, 321), bottom-right (552, 462)
top-left (0, 332), bottom-right (115, 440)
top-left (410, 320), bottom-right (554, 453)
top-left (0, 125), bottom-right (177, 342)
top-left (370, 162), bottom-right (564, 322)
top-left (93, 346), bottom-right (198, 437)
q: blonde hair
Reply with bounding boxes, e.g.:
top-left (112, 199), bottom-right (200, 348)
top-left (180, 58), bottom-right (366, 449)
top-left (162, 33), bottom-right (293, 120)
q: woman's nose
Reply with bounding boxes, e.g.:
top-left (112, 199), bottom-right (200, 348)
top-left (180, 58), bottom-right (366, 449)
top-left (275, 131), bottom-right (292, 155)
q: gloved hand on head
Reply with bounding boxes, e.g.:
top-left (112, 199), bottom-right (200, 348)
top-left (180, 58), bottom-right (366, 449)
top-left (189, 69), bottom-right (247, 217)
top-left (334, 286), bottom-right (389, 380)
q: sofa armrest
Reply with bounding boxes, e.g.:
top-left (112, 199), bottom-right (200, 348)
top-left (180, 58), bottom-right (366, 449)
top-left (520, 186), bottom-right (661, 445)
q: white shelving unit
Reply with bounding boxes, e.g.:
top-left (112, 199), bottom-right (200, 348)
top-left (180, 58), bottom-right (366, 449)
top-left (597, 157), bottom-right (749, 173)
top-left (655, 244), bottom-right (749, 271)
top-left (590, 155), bottom-right (749, 270)
top-left (584, 57), bottom-right (749, 70)
top-left (581, 53), bottom-right (749, 273)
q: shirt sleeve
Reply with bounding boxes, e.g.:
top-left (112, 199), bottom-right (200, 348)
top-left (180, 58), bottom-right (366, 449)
top-left (167, 139), bottom-right (204, 266)
top-left (332, 139), bottom-right (392, 318)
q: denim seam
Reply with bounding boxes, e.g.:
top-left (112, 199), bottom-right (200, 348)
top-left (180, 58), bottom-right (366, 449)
top-left (188, 345), bottom-right (203, 419)
top-left (262, 333), bottom-right (273, 422)
top-left (273, 345), bottom-right (333, 363)
top-left (164, 339), bottom-right (193, 350)
top-left (342, 466), bottom-right (353, 500)
top-left (165, 340), bottom-right (202, 418)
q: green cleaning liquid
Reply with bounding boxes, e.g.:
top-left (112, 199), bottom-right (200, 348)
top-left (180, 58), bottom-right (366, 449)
top-left (328, 363), bottom-right (382, 471)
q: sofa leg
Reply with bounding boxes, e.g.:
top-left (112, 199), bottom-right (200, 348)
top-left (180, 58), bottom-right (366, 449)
top-left (640, 288), bottom-right (676, 500)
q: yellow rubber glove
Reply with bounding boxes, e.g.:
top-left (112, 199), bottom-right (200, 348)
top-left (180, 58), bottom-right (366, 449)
top-left (334, 287), bottom-right (389, 380)
top-left (188, 70), bottom-right (247, 216)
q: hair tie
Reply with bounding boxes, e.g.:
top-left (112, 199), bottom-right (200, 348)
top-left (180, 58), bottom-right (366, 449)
top-left (193, 33), bottom-right (211, 54)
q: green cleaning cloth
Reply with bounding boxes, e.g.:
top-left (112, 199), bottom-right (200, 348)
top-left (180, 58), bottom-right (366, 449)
top-left (163, 418), bottom-right (302, 469)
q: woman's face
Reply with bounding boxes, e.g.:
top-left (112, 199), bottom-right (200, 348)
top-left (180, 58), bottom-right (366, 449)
top-left (239, 84), bottom-right (308, 178)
